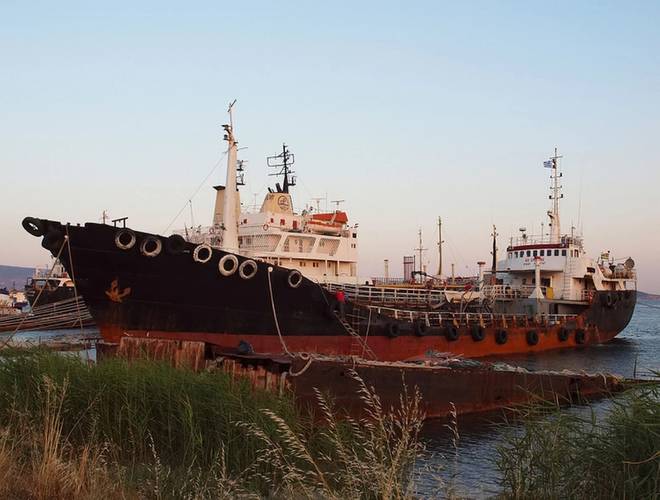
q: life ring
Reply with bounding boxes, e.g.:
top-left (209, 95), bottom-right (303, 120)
top-left (193, 244), bottom-right (213, 264)
top-left (166, 234), bottom-right (186, 255)
top-left (495, 329), bottom-right (508, 345)
top-left (262, 223), bottom-right (269, 231)
top-left (444, 324), bottom-right (459, 341)
top-left (413, 319), bottom-right (428, 337)
top-left (526, 330), bottom-right (539, 346)
top-left (558, 327), bottom-right (569, 342)
top-left (239, 259), bottom-right (258, 280)
top-left (287, 270), bottom-right (303, 288)
top-left (470, 324), bottom-right (485, 342)
top-left (22, 217), bottom-right (46, 237)
top-left (575, 329), bottom-right (586, 345)
top-left (218, 254), bottom-right (239, 276)
top-left (115, 229), bottom-right (137, 250)
top-left (140, 236), bottom-right (162, 257)
top-left (386, 322), bottom-right (400, 338)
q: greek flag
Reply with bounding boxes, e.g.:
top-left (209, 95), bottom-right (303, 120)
top-left (543, 160), bottom-right (553, 169)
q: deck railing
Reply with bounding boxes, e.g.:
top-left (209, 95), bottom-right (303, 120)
top-left (363, 305), bottom-right (577, 327)
top-left (324, 282), bottom-right (446, 305)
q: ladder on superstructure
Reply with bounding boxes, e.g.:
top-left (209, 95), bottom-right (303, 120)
top-left (562, 257), bottom-right (575, 300)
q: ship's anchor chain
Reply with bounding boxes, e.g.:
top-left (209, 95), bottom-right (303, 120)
top-left (266, 267), bottom-right (314, 377)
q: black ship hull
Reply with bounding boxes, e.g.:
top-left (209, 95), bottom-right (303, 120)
top-left (25, 218), bottom-right (636, 361)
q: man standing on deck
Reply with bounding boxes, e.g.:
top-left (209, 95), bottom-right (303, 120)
top-left (335, 289), bottom-right (346, 319)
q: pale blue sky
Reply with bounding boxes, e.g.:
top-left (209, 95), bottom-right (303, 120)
top-left (2, 1), bottom-right (659, 292)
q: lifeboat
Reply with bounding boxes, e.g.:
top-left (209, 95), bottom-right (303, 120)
top-left (306, 211), bottom-right (348, 236)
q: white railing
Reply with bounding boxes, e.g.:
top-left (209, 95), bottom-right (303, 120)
top-left (364, 305), bottom-right (577, 327)
top-left (481, 284), bottom-right (550, 299)
top-left (324, 283), bottom-right (445, 305)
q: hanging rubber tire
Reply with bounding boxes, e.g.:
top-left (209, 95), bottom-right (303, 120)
top-left (193, 244), bottom-right (213, 264)
top-left (287, 270), bottom-right (303, 288)
top-left (413, 319), bottom-right (428, 337)
top-left (470, 324), bottom-right (485, 342)
top-left (22, 217), bottom-right (46, 237)
top-left (526, 330), bottom-right (539, 346)
top-left (166, 234), bottom-right (186, 255)
top-left (444, 324), bottom-right (459, 341)
top-left (386, 322), bottom-right (400, 339)
top-left (495, 329), bottom-right (508, 345)
top-left (558, 327), bottom-right (569, 342)
top-left (218, 254), bottom-right (239, 276)
top-left (115, 229), bottom-right (136, 250)
top-left (605, 293), bottom-right (614, 307)
top-left (239, 259), bottom-right (258, 280)
top-left (575, 329), bottom-right (586, 344)
top-left (140, 236), bottom-right (162, 257)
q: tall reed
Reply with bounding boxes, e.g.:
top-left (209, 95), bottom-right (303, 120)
top-left (496, 383), bottom-right (660, 499)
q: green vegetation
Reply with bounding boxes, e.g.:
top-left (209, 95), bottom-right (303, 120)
top-left (497, 384), bottom-right (660, 499)
top-left (0, 348), bottom-right (425, 499)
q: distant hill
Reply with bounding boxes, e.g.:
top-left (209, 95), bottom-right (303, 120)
top-left (0, 265), bottom-right (34, 290)
top-left (638, 291), bottom-right (660, 301)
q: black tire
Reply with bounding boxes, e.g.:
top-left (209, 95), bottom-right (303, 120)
top-left (470, 324), bottom-right (485, 342)
top-left (605, 293), bottom-right (614, 307)
top-left (414, 319), bottom-right (428, 337)
top-left (445, 324), bottom-right (459, 342)
top-left (22, 217), bottom-right (46, 237)
top-left (495, 329), bottom-right (508, 345)
top-left (387, 322), bottom-right (400, 339)
top-left (575, 329), bottom-right (586, 344)
top-left (526, 330), bottom-right (539, 346)
top-left (558, 327), bottom-right (569, 342)
top-left (166, 234), bottom-right (186, 255)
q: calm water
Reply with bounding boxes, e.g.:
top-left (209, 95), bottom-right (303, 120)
top-left (415, 300), bottom-right (660, 498)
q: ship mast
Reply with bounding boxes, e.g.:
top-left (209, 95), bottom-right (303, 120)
top-left (436, 216), bottom-right (444, 276)
top-left (490, 225), bottom-right (498, 284)
top-left (546, 147), bottom-right (563, 243)
top-left (414, 228), bottom-right (426, 282)
top-left (221, 100), bottom-right (240, 253)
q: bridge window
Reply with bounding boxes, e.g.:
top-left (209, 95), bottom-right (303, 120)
top-left (514, 251), bottom-right (518, 258)
top-left (540, 250), bottom-right (545, 256)
top-left (562, 249), bottom-right (567, 256)
top-left (554, 249), bottom-right (559, 256)
top-left (533, 250), bottom-right (537, 257)
top-left (526, 250), bottom-right (531, 257)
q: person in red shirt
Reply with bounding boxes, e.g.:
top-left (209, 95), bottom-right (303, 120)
top-left (335, 289), bottom-right (346, 319)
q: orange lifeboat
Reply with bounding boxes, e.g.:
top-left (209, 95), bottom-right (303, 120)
top-left (306, 211), bottom-right (348, 236)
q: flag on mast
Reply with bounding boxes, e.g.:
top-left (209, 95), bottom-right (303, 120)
top-left (543, 160), bottom-right (553, 168)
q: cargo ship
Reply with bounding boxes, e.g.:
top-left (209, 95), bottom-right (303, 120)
top-left (21, 111), bottom-right (636, 361)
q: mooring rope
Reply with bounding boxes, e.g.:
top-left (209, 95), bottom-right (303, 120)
top-left (266, 267), bottom-right (313, 377)
top-left (64, 225), bottom-right (84, 334)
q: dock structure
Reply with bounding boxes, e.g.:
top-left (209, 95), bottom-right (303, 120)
top-left (0, 296), bottom-right (94, 333)
top-left (100, 337), bottom-right (631, 420)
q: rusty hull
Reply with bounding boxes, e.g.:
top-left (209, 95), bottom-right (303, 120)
top-left (287, 358), bottom-right (626, 419)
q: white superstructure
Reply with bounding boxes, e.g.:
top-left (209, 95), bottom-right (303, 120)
top-left (175, 117), bottom-right (358, 284)
top-left (485, 149), bottom-right (636, 303)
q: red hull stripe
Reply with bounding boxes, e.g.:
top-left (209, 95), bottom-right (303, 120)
top-left (99, 325), bottom-right (615, 361)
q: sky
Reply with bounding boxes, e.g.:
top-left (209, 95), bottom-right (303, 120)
top-left (1, 1), bottom-right (659, 292)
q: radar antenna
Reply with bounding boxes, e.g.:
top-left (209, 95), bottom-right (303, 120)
top-left (267, 143), bottom-right (296, 193)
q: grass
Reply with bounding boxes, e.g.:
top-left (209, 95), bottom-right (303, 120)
top-left (496, 383), bottom-right (660, 499)
top-left (0, 348), bottom-right (426, 499)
